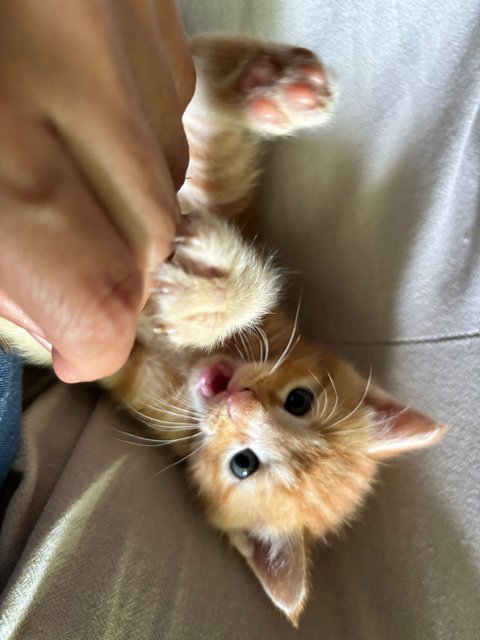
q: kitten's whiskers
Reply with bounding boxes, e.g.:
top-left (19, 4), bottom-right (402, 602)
top-left (324, 371), bottom-right (340, 422)
top-left (143, 397), bottom-right (204, 420)
top-left (116, 431), bottom-right (201, 448)
top-left (310, 370), bottom-right (329, 420)
top-left (326, 368), bottom-right (373, 431)
top-left (231, 341), bottom-right (246, 362)
top-left (166, 380), bottom-right (198, 412)
top-left (152, 441), bottom-right (205, 479)
top-left (239, 330), bottom-right (256, 362)
top-left (142, 419), bottom-right (197, 431)
top-left (117, 396), bottom-right (197, 432)
top-left (257, 326), bottom-right (270, 365)
top-left (269, 296), bottom-right (302, 375)
top-left (248, 326), bottom-right (264, 364)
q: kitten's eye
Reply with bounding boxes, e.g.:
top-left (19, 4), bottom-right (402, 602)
top-left (284, 388), bottom-right (314, 416)
top-left (230, 448), bottom-right (260, 480)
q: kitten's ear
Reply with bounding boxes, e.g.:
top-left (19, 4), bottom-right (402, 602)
top-left (365, 385), bottom-right (446, 458)
top-left (228, 530), bottom-right (308, 626)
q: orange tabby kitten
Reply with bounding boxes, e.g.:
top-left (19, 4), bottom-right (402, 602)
top-left (0, 35), bottom-right (445, 624)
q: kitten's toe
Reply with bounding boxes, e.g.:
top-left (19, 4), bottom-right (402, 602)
top-left (174, 235), bottom-right (202, 248)
top-left (156, 284), bottom-right (174, 295)
top-left (174, 217), bottom-right (204, 248)
top-left (153, 323), bottom-right (175, 336)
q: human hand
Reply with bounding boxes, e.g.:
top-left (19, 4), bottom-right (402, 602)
top-left (0, 0), bottom-right (195, 383)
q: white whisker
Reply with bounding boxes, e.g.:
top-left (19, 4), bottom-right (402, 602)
top-left (310, 370), bottom-right (328, 420)
top-left (249, 326), bottom-right (263, 364)
top-left (239, 331), bottom-right (255, 362)
top-left (117, 432), bottom-right (201, 448)
top-left (238, 332), bottom-right (248, 361)
top-left (269, 296), bottom-right (302, 375)
top-left (326, 368), bottom-right (373, 431)
top-left (143, 399), bottom-right (203, 420)
top-left (257, 326), bottom-right (270, 364)
top-left (312, 395), bottom-right (321, 419)
top-left (152, 442), bottom-right (205, 478)
top-left (235, 333), bottom-right (248, 362)
top-left (146, 421), bottom-right (198, 432)
top-left (269, 335), bottom-right (301, 376)
top-left (144, 391), bottom-right (202, 415)
top-left (166, 381), bottom-right (198, 411)
top-left (231, 340), bottom-right (246, 362)
top-left (116, 397), bottom-right (198, 432)
top-left (152, 397), bottom-right (203, 417)
top-left (127, 408), bottom-right (198, 432)
top-left (324, 371), bottom-right (340, 422)
top-left (129, 406), bottom-right (196, 428)
top-left (112, 429), bottom-right (187, 443)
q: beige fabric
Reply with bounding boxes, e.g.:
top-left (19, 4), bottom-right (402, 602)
top-left (1, 0), bottom-right (480, 637)
top-left (0, 339), bottom-right (478, 639)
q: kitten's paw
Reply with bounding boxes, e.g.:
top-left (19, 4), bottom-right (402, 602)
top-left (237, 46), bottom-right (336, 135)
top-left (150, 213), bottom-right (282, 349)
top-left (191, 36), bottom-right (337, 136)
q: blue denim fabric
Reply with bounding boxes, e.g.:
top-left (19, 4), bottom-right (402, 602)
top-left (0, 351), bottom-right (22, 487)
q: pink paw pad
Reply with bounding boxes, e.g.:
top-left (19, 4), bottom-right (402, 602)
top-left (281, 82), bottom-right (320, 110)
top-left (236, 58), bottom-right (279, 92)
top-left (248, 96), bottom-right (287, 125)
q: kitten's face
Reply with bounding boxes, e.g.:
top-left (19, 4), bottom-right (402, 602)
top-left (182, 337), bottom-right (444, 622)
top-left (187, 343), bottom-right (378, 539)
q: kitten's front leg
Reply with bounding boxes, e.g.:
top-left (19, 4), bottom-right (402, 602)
top-left (181, 36), bottom-right (337, 218)
top-left (144, 212), bottom-right (281, 350)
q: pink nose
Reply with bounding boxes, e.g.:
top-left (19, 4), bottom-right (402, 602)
top-left (227, 389), bottom-right (256, 419)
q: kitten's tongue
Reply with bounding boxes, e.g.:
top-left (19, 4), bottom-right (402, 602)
top-left (197, 361), bottom-right (233, 398)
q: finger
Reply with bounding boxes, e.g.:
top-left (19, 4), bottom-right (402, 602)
top-left (1, 195), bottom-right (142, 383)
top-left (0, 120), bottom-right (144, 383)
top-left (2, 1), bottom-right (179, 276)
top-left (151, 0), bottom-right (196, 110)
top-left (114, 0), bottom-right (195, 186)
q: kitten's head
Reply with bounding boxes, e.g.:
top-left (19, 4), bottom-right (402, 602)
top-left (185, 328), bottom-right (445, 624)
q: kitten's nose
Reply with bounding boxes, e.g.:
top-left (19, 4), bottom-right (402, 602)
top-left (227, 389), bottom-right (256, 419)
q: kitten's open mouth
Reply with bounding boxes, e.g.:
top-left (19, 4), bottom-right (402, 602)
top-left (196, 359), bottom-right (235, 399)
